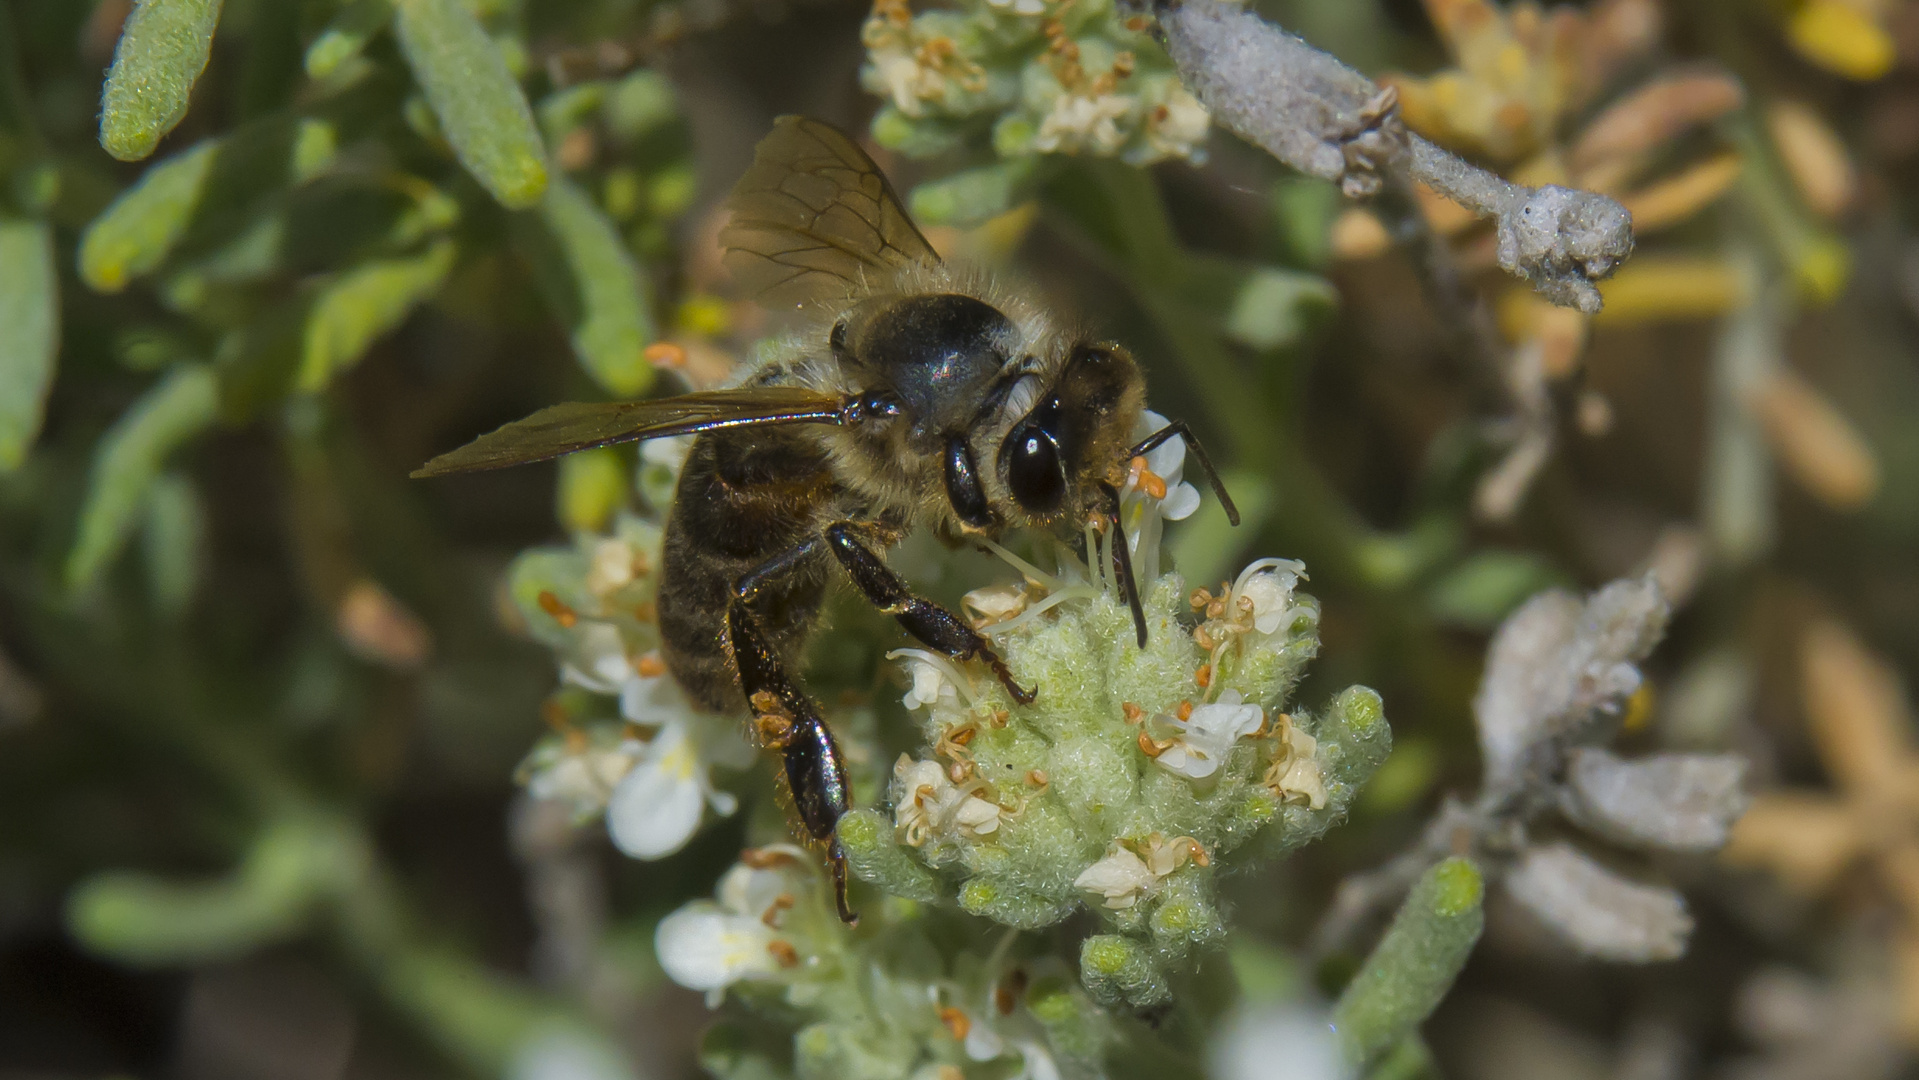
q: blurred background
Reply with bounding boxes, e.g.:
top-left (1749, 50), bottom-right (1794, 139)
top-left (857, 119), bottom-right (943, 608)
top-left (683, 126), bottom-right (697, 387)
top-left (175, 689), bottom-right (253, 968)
top-left (2, 0), bottom-right (1917, 1076)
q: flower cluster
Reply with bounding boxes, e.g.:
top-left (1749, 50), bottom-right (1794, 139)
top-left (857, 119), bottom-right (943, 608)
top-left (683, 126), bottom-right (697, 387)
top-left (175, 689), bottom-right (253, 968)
top-left (510, 513), bottom-right (753, 861)
top-left (658, 845), bottom-right (1116, 1079)
top-left (833, 418), bottom-right (1391, 1008)
top-left (859, 0), bottom-right (1209, 167)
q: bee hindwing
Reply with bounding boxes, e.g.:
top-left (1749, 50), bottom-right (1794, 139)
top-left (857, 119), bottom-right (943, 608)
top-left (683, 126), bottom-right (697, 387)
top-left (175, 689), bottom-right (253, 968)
top-left (721, 116), bottom-right (942, 309)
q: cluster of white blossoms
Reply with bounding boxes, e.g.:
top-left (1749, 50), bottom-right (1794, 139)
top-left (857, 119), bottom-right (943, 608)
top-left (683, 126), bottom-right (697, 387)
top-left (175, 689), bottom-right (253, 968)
top-left (837, 415), bottom-right (1392, 1008)
top-left (510, 515), bottom-right (753, 862)
top-left (640, 410), bottom-right (1388, 1080)
top-left (654, 842), bottom-right (1115, 1080)
top-left (858, 0), bottom-right (1211, 166)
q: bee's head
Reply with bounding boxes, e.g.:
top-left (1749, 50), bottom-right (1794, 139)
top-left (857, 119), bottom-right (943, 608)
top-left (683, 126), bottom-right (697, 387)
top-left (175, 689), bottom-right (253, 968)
top-left (986, 341), bottom-right (1144, 529)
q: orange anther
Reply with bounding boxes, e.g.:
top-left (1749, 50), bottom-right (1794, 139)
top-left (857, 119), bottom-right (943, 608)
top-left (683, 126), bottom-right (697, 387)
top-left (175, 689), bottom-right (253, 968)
top-left (938, 1006), bottom-right (971, 1040)
top-left (1138, 730), bottom-right (1169, 758)
top-left (537, 590), bottom-right (578, 628)
top-left (644, 341), bottom-right (688, 368)
top-left (1195, 664), bottom-right (1213, 689)
top-left (767, 940), bottom-right (800, 968)
top-left (1122, 701), bottom-right (1146, 724)
top-left (1176, 700), bottom-right (1194, 722)
top-left (636, 653), bottom-right (667, 678)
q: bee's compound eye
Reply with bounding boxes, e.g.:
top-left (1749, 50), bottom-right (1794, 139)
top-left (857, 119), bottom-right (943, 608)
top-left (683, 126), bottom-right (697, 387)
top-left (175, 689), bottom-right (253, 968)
top-left (1005, 426), bottom-right (1064, 514)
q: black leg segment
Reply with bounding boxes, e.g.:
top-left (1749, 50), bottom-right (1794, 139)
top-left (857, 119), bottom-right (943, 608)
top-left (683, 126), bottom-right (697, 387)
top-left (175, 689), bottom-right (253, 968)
top-left (724, 597), bottom-right (858, 924)
top-left (1098, 481), bottom-right (1149, 649)
top-left (823, 522), bottom-right (1036, 705)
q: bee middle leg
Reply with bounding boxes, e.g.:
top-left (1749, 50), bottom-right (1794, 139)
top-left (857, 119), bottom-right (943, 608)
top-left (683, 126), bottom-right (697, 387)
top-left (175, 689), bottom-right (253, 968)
top-left (823, 522), bottom-right (1037, 705)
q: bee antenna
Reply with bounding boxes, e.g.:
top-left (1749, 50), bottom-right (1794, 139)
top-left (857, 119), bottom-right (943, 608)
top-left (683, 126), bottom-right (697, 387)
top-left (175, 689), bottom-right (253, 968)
top-left (1129, 420), bottom-right (1240, 527)
top-left (1100, 482), bottom-right (1149, 649)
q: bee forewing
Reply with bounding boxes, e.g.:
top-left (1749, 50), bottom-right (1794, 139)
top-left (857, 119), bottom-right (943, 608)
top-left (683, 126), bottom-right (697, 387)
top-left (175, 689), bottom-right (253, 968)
top-left (411, 387), bottom-right (849, 477)
top-left (721, 116), bottom-right (942, 309)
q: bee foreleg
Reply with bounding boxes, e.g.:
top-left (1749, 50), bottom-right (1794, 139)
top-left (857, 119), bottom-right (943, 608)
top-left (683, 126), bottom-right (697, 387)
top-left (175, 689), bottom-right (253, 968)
top-left (823, 522), bottom-right (1038, 705)
top-left (723, 598), bottom-right (858, 925)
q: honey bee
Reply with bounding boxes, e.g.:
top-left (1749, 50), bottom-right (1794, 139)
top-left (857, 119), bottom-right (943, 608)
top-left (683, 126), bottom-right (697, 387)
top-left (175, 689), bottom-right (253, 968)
top-left (415, 117), bottom-right (1237, 922)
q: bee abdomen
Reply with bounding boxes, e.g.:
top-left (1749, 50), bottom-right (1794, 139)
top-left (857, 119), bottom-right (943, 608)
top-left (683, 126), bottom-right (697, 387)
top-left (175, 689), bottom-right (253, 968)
top-left (658, 429), bottom-right (839, 713)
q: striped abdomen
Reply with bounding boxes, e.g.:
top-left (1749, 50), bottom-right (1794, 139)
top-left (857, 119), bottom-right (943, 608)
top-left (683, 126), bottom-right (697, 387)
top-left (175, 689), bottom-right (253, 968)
top-left (657, 427), bottom-right (840, 713)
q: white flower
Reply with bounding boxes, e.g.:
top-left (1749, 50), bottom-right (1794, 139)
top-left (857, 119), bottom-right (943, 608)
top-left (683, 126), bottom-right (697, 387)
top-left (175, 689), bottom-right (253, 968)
top-left (559, 621), bottom-right (635, 694)
top-left (655, 849), bottom-right (808, 1006)
top-left (1135, 410), bottom-right (1202, 522)
top-left (889, 649), bottom-right (973, 714)
top-left (1074, 846), bottom-right (1158, 909)
top-left (893, 754), bottom-right (1002, 846)
top-left (521, 728), bottom-right (641, 820)
top-left (983, 0), bottom-right (1047, 15)
top-left (507, 1028), bottom-right (637, 1080)
top-left (1154, 689), bottom-right (1264, 780)
top-left (1264, 713), bottom-right (1326, 810)
top-left (605, 677), bottom-right (752, 860)
top-left (1035, 92), bottom-right (1135, 155)
top-left (640, 435), bottom-right (692, 474)
top-left (1145, 85), bottom-right (1211, 161)
top-left (1074, 835), bottom-right (1210, 908)
top-left (1233, 558), bottom-right (1307, 637)
top-left (867, 46), bottom-right (944, 118)
top-left (1211, 1000), bottom-right (1352, 1080)
top-left (584, 537), bottom-right (641, 598)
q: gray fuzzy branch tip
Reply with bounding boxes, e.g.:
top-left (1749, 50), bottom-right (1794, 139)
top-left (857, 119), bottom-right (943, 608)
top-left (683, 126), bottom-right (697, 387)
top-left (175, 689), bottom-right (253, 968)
top-left (1158, 0), bottom-right (1634, 313)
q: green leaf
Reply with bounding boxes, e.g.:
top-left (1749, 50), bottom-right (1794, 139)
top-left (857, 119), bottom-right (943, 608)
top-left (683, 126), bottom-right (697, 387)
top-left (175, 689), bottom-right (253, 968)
top-left (528, 176), bottom-right (655, 396)
top-left (65, 365), bottom-right (218, 594)
top-left (1223, 265), bottom-right (1337, 351)
top-left (1425, 549), bottom-right (1566, 629)
top-left (98, 0), bottom-right (227, 162)
top-left (78, 140), bottom-right (217, 292)
top-left (556, 447), bottom-right (626, 534)
top-left (305, 0), bottom-right (392, 79)
top-left (141, 470), bottom-right (204, 616)
top-left (392, 0), bottom-right (547, 208)
top-left (0, 216), bottom-right (57, 471)
top-left (908, 158), bottom-right (1039, 227)
top-left (298, 239), bottom-right (456, 392)
top-left (65, 814), bottom-right (347, 966)
top-left (1333, 857), bottom-right (1484, 1069)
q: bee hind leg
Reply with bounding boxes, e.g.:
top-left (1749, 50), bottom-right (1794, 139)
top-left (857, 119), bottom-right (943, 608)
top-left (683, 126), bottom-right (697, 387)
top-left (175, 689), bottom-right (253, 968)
top-left (724, 598), bottom-right (858, 925)
top-left (823, 522), bottom-right (1037, 705)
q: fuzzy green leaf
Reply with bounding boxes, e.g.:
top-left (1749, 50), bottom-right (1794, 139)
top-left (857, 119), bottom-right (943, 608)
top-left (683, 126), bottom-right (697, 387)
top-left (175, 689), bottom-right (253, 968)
top-left (0, 216), bottom-right (57, 471)
top-left (529, 176), bottom-right (655, 396)
top-left (392, 0), bottom-right (547, 208)
top-left (66, 365), bottom-right (218, 594)
top-left (1333, 857), bottom-right (1484, 1069)
top-left (78, 140), bottom-right (216, 292)
top-left (305, 0), bottom-right (392, 79)
top-left (298, 239), bottom-right (455, 392)
top-left (141, 470), bottom-right (204, 616)
top-left (99, 0), bottom-right (226, 162)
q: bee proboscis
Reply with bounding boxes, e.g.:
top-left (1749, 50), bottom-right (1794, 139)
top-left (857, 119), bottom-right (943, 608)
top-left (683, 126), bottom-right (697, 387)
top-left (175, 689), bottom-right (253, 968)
top-left (415, 117), bottom-right (1238, 922)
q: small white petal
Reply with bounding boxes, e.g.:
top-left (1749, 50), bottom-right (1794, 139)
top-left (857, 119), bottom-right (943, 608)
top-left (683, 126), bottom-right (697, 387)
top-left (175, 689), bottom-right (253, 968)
top-left (606, 726), bottom-right (705, 859)
top-left (654, 903), bottom-right (778, 994)
top-left (954, 796), bottom-right (1002, 835)
top-left (1160, 482), bottom-right (1202, 521)
top-left (716, 857), bottom-right (800, 918)
top-left (1156, 691), bottom-right (1263, 780)
top-left (964, 1018), bottom-right (1005, 1061)
top-left (560, 623), bottom-right (635, 695)
top-left (1074, 847), bottom-right (1157, 908)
